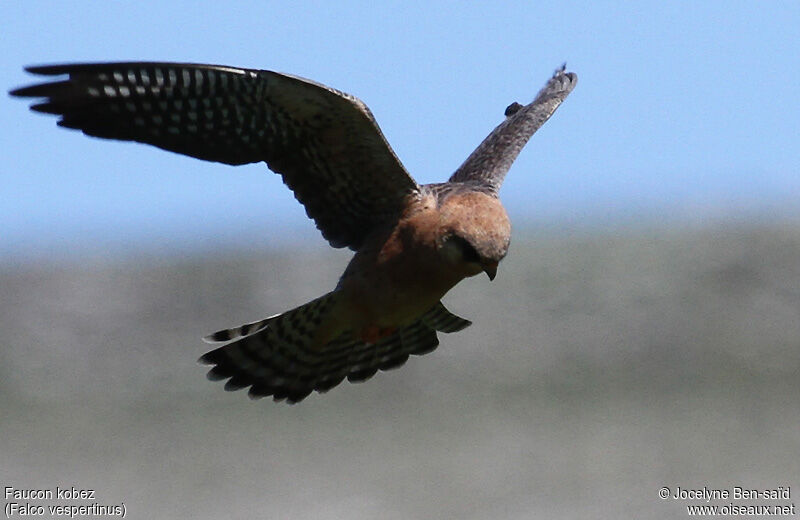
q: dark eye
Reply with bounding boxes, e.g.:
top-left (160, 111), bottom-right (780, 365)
top-left (450, 235), bottom-right (481, 264)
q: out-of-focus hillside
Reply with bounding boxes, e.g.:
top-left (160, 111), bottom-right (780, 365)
top-left (1, 223), bottom-right (798, 519)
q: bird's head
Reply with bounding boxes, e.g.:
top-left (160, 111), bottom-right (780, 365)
top-left (436, 191), bottom-right (511, 281)
top-left (439, 232), bottom-right (505, 280)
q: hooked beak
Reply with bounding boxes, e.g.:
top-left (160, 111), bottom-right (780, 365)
top-left (482, 261), bottom-right (498, 281)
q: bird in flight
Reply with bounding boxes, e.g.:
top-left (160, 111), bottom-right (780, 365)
top-left (11, 62), bottom-right (576, 403)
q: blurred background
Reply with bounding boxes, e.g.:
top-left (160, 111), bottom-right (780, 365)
top-left (1, 2), bottom-right (798, 518)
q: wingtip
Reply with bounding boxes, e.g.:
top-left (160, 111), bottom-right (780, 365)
top-left (23, 64), bottom-right (73, 75)
top-left (23, 64), bottom-right (46, 74)
top-left (451, 319), bottom-right (472, 332)
top-left (542, 65), bottom-right (577, 97)
top-left (22, 63), bottom-right (111, 76)
top-left (554, 62), bottom-right (577, 85)
top-left (202, 330), bottom-right (232, 344)
top-left (197, 347), bottom-right (221, 365)
top-left (8, 82), bottom-right (44, 98)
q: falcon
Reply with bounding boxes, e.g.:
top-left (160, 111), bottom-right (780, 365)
top-left (11, 62), bottom-right (577, 403)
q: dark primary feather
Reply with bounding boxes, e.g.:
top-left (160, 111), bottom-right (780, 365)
top-left (10, 62), bottom-right (420, 250)
top-left (449, 65), bottom-right (577, 191)
top-left (199, 301), bottom-right (471, 404)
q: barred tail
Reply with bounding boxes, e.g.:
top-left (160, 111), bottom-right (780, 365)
top-left (199, 299), bottom-right (471, 404)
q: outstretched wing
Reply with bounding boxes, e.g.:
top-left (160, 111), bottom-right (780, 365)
top-left (448, 65), bottom-right (577, 191)
top-left (200, 300), bottom-right (471, 404)
top-left (10, 62), bottom-right (420, 250)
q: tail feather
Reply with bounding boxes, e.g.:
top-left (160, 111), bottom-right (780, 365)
top-left (199, 299), bottom-right (471, 403)
top-left (421, 302), bottom-right (472, 333)
top-left (203, 316), bottom-right (276, 344)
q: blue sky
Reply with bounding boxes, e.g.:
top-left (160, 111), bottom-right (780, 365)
top-left (2, 2), bottom-right (798, 258)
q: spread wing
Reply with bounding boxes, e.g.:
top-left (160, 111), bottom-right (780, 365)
top-left (10, 62), bottom-right (420, 250)
top-left (449, 65), bottom-right (577, 191)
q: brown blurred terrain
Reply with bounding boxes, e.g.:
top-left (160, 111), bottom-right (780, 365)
top-left (1, 223), bottom-right (798, 518)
